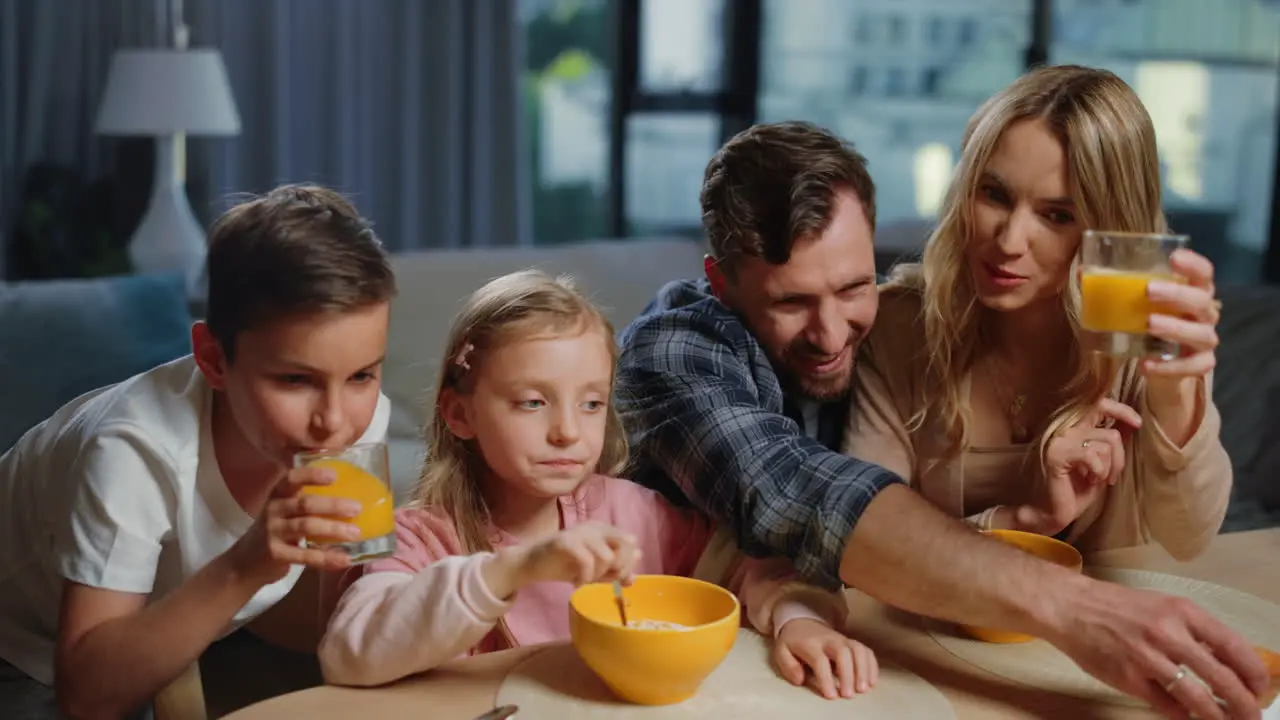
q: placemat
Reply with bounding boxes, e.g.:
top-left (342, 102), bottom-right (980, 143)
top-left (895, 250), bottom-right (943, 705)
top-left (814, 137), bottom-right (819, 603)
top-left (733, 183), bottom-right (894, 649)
top-left (497, 628), bottom-right (956, 718)
top-left (925, 568), bottom-right (1280, 707)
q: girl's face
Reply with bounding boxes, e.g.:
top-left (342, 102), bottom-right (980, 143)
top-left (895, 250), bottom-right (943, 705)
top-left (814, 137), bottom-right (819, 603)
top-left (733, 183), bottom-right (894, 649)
top-left (966, 118), bottom-right (1083, 314)
top-left (442, 324), bottom-right (614, 503)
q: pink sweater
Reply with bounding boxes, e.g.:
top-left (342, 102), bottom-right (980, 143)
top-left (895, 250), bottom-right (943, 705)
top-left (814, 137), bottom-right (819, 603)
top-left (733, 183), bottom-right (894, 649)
top-left (319, 475), bottom-right (846, 687)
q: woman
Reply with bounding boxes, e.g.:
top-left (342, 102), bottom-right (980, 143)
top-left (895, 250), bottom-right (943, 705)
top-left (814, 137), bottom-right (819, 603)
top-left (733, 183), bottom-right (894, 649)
top-left (844, 64), bottom-right (1230, 559)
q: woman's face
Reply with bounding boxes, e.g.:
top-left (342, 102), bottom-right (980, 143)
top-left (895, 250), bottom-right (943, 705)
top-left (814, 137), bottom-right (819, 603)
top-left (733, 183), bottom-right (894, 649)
top-left (966, 118), bottom-right (1082, 314)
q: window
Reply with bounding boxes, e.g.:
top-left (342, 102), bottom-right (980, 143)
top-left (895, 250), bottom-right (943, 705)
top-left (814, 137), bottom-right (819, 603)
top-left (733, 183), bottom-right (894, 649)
top-left (624, 0), bottom-right (728, 234)
top-left (885, 66), bottom-right (908, 96)
top-left (854, 13), bottom-right (875, 44)
top-left (519, 0), bottom-right (615, 245)
top-left (921, 67), bottom-right (942, 95)
top-left (639, 0), bottom-right (724, 93)
top-left (928, 17), bottom-right (947, 45)
top-left (888, 14), bottom-right (907, 43)
top-left (608, 0), bottom-right (758, 235)
top-left (758, 0), bottom-right (1033, 238)
top-left (524, 0), bottom-right (1280, 280)
top-left (1050, 0), bottom-right (1280, 283)
top-left (625, 113), bottom-right (719, 233)
top-left (851, 66), bottom-right (870, 95)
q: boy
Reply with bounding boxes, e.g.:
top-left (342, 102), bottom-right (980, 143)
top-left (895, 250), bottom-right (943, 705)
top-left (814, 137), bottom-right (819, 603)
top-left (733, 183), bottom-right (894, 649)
top-left (0, 184), bottom-right (396, 720)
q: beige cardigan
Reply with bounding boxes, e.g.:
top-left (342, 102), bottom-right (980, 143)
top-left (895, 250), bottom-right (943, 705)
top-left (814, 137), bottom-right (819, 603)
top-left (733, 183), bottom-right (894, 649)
top-left (843, 288), bottom-right (1233, 560)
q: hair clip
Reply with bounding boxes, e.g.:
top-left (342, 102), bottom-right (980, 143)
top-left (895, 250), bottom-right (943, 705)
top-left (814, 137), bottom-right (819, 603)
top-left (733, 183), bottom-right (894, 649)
top-left (455, 342), bottom-right (475, 371)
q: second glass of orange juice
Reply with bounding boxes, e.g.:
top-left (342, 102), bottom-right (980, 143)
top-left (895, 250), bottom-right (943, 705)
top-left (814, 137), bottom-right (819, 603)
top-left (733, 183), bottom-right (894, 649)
top-left (1078, 230), bottom-right (1188, 359)
top-left (294, 442), bottom-right (396, 563)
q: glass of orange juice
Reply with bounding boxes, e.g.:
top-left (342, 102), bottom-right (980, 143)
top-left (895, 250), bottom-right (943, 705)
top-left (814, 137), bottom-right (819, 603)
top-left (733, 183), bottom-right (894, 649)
top-left (1079, 230), bottom-right (1189, 359)
top-left (294, 442), bottom-right (396, 563)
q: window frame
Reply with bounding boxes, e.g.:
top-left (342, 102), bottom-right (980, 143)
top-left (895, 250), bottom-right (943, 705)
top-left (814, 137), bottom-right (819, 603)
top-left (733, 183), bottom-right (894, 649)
top-left (608, 0), bottom-right (760, 237)
top-left (607, 0), bottom-right (1280, 285)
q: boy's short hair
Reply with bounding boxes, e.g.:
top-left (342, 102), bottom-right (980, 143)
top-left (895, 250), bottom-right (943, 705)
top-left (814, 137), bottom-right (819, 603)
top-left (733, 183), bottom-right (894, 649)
top-left (205, 184), bottom-right (397, 360)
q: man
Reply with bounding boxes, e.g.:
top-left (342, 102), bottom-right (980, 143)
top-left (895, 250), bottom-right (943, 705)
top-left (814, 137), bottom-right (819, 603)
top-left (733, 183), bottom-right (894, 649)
top-left (616, 121), bottom-right (1267, 719)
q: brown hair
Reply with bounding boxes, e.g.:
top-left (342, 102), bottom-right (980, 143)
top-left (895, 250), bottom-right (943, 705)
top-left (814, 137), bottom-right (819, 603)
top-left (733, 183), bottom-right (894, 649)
top-left (204, 183), bottom-right (396, 360)
top-left (886, 64), bottom-right (1160, 465)
top-left (700, 121), bottom-right (877, 278)
top-left (411, 269), bottom-right (628, 554)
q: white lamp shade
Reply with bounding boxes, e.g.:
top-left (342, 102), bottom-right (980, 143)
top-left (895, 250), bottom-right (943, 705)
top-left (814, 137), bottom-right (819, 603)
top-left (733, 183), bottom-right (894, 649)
top-left (95, 48), bottom-right (241, 136)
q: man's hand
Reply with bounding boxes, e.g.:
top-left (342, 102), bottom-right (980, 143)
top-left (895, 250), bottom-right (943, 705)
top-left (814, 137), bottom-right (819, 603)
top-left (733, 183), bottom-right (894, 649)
top-left (1047, 575), bottom-right (1269, 720)
top-left (840, 485), bottom-right (1267, 720)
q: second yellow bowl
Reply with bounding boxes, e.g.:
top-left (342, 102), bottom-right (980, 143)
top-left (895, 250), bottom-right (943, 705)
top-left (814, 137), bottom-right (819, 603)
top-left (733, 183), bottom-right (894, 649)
top-left (958, 529), bottom-right (1084, 644)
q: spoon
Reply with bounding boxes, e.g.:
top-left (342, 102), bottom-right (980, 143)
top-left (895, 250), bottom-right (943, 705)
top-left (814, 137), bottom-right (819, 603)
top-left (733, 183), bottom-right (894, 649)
top-left (613, 579), bottom-right (629, 627)
top-left (472, 705), bottom-right (519, 720)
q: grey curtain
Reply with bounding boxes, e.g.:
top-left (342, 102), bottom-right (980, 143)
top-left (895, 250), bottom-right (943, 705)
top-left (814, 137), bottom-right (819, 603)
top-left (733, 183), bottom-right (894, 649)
top-left (189, 0), bottom-right (531, 251)
top-left (0, 0), bottom-right (530, 278)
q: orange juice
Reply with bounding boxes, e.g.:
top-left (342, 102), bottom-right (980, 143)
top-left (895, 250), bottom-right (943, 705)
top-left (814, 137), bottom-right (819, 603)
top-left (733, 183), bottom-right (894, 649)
top-left (298, 458), bottom-right (395, 543)
top-left (1080, 268), bottom-right (1182, 334)
top-left (1257, 645), bottom-right (1280, 707)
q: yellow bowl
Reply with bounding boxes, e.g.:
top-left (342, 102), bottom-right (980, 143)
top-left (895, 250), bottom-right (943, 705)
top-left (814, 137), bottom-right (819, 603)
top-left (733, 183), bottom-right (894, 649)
top-left (568, 574), bottom-right (741, 705)
top-left (958, 529), bottom-right (1084, 644)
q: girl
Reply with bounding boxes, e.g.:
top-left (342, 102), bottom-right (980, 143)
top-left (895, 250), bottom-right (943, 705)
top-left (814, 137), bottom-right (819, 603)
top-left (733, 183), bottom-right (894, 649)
top-left (319, 269), bottom-right (878, 699)
top-left (844, 65), bottom-right (1230, 558)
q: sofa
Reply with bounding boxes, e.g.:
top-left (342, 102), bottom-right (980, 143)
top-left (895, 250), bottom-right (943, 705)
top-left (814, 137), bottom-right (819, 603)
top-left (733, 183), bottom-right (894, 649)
top-left (4, 235), bottom-right (1278, 717)
top-left (0, 236), bottom-right (710, 484)
top-left (4, 236), bottom-right (1277, 530)
top-left (0, 237), bottom-right (711, 716)
top-left (377, 236), bottom-right (711, 500)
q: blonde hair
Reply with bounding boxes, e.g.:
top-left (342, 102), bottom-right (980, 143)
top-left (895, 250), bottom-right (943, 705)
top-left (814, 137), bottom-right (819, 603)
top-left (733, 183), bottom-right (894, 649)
top-left (886, 64), bottom-right (1164, 467)
top-left (411, 269), bottom-right (629, 554)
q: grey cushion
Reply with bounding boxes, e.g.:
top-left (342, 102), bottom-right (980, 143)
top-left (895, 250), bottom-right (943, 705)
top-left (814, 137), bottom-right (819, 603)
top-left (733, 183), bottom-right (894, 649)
top-left (1214, 284), bottom-right (1280, 530)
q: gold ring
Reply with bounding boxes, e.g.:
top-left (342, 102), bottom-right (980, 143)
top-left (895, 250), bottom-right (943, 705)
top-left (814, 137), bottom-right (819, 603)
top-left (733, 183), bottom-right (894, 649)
top-left (1081, 440), bottom-right (1093, 449)
top-left (1163, 667), bottom-right (1188, 693)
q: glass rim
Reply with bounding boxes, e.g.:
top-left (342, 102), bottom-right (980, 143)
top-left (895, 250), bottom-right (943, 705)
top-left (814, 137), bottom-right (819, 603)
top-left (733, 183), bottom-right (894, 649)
top-left (292, 441), bottom-right (388, 462)
top-left (1082, 229), bottom-right (1189, 244)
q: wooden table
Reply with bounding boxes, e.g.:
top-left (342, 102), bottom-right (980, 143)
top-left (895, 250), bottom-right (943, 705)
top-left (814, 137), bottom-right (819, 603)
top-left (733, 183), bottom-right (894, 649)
top-left (224, 528), bottom-right (1280, 719)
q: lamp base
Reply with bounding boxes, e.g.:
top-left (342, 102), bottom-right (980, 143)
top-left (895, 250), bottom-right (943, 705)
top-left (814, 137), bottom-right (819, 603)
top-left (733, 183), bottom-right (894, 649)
top-left (128, 133), bottom-right (207, 299)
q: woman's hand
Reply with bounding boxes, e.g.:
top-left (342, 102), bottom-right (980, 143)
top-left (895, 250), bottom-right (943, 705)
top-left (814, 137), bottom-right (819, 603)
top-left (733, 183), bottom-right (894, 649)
top-left (1012, 398), bottom-right (1143, 536)
top-left (1142, 249), bottom-right (1219, 446)
top-left (1144, 249), bottom-right (1220, 380)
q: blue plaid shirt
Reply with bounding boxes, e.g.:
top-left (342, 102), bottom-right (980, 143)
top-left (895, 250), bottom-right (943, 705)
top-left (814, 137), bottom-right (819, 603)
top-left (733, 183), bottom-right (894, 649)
top-left (615, 279), bottom-right (904, 590)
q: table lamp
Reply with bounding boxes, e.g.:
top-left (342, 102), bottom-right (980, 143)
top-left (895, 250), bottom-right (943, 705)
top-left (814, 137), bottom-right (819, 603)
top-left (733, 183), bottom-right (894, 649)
top-left (95, 48), bottom-right (240, 296)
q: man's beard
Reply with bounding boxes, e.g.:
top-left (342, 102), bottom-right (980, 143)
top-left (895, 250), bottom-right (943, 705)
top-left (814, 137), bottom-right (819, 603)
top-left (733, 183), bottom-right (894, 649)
top-left (772, 337), bottom-right (856, 403)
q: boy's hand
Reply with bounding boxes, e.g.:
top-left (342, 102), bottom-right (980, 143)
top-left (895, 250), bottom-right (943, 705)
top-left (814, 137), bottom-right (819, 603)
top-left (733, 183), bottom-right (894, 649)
top-left (228, 466), bottom-right (362, 587)
top-left (516, 521), bottom-right (641, 588)
top-left (774, 618), bottom-right (879, 699)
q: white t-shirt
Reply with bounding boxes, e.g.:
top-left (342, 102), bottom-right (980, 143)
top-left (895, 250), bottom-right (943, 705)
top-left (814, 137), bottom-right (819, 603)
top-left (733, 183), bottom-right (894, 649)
top-left (0, 355), bottom-right (391, 684)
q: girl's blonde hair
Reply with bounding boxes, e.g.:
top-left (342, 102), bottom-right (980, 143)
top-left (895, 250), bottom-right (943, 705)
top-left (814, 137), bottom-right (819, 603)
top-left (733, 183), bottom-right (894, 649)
top-left (411, 269), bottom-right (628, 553)
top-left (886, 64), bottom-right (1164, 466)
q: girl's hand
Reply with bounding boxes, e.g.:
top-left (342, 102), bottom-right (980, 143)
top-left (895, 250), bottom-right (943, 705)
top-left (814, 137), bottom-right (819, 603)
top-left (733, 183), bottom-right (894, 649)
top-left (516, 521), bottom-right (641, 587)
top-left (773, 618), bottom-right (879, 699)
top-left (1013, 398), bottom-right (1142, 536)
top-left (1144, 249), bottom-right (1220, 380)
